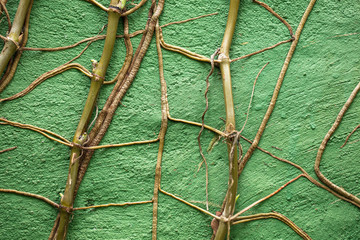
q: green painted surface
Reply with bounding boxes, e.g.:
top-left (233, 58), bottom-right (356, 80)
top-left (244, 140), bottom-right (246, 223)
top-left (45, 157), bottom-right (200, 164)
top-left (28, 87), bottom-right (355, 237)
top-left (0, 0), bottom-right (359, 239)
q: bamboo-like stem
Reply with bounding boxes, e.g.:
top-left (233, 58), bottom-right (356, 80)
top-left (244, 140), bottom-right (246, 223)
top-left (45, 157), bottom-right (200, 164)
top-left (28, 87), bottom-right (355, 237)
top-left (0, 0), bottom-right (31, 79)
top-left (73, 14), bottom-right (134, 203)
top-left (214, 1), bottom-right (240, 239)
top-left (52, 2), bottom-right (123, 239)
top-left (74, 0), bottom-right (165, 199)
top-left (71, 1), bottom-right (165, 237)
top-left (152, 20), bottom-right (169, 240)
top-left (0, 0), bottom-right (32, 93)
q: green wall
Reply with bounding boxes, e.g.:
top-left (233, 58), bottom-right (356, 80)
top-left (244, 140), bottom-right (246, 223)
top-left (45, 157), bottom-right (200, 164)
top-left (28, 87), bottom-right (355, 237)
top-left (0, 0), bottom-right (359, 239)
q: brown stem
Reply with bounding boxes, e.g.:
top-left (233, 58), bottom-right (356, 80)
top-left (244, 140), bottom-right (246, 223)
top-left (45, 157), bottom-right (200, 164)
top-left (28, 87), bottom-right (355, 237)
top-left (0, 146), bottom-right (16, 153)
top-left (314, 81), bottom-right (360, 206)
top-left (198, 49), bottom-right (219, 211)
top-left (239, 0), bottom-right (317, 177)
top-left (0, 117), bottom-right (72, 146)
top-left (239, 62), bottom-right (269, 133)
top-left (0, 188), bottom-right (59, 208)
top-left (0, 1), bottom-right (11, 31)
top-left (121, 0), bottom-right (147, 16)
top-left (0, 63), bottom-right (92, 102)
top-left (21, 13), bottom-right (216, 53)
top-left (232, 212), bottom-right (311, 239)
top-left (73, 200), bottom-right (152, 210)
top-left (231, 174), bottom-right (304, 219)
top-left (151, 20), bottom-right (169, 240)
top-left (340, 123), bottom-right (360, 148)
top-left (253, 0), bottom-right (294, 37)
top-left (240, 134), bottom-right (360, 208)
top-left (81, 138), bottom-right (159, 149)
top-left (231, 39), bottom-right (292, 62)
top-left (159, 187), bottom-right (219, 219)
top-left (159, 28), bottom-right (213, 63)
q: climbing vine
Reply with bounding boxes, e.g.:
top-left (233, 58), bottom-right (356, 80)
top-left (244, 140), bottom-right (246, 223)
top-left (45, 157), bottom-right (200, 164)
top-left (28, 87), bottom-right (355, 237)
top-left (0, 0), bottom-right (359, 239)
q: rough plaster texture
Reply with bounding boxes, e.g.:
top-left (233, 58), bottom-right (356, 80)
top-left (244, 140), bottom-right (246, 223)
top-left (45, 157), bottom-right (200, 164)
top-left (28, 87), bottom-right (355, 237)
top-left (0, 0), bottom-right (359, 239)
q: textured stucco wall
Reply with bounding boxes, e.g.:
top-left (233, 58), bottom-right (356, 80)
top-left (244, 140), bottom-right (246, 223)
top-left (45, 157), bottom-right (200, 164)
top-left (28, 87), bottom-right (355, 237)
top-left (0, 0), bottom-right (359, 239)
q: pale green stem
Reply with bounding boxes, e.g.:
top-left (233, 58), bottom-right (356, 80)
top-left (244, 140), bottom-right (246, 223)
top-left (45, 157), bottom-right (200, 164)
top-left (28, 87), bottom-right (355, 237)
top-left (0, 0), bottom-right (31, 77)
top-left (214, 0), bottom-right (240, 239)
top-left (54, 1), bottom-right (124, 239)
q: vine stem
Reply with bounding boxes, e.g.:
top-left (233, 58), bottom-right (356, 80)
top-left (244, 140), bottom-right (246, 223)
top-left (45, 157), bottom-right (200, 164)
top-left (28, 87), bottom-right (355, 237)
top-left (215, 0), bottom-right (318, 238)
top-left (0, 63), bottom-right (92, 102)
top-left (239, 62), bottom-right (269, 133)
top-left (238, 0), bottom-right (317, 176)
top-left (252, 0), bottom-right (293, 37)
top-left (159, 108), bottom-right (360, 208)
top-left (152, 20), bottom-right (169, 240)
top-left (314, 81), bottom-right (360, 206)
top-left (0, 117), bottom-right (72, 146)
top-left (74, 0), bottom-right (164, 198)
top-left (0, 0), bottom-right (32, 92)
top-left (0, 146), bottom-right (16, 153)
top-left (198, 48), bottom-right (219, 211)
top-left (160, 104), bottom-right (360, 208)
top-left (231, 174), bottom-right (304, 220)
top-left (240, 135), bottom-right (360, 208)
top-left (71, 1), bottom-right (164, 237)
top-left (73, 200), bottom-right (152, 210)
top-left (0, 188), bottom-right (59, 208)
top-left (214, 0), bottom-right (240, 239)
top-left (20, 14), bottom-right (217, 52)
top-left (341, 123), bottom-right (360, 148)
top-left (0, 0), bottom-right (30, 74)
top-left (232, 212), bottom-right (311, 239)
top-left (159, 188), bottom-right (220, 219)
top-left (52, 1), bottom-right (124, 239)
top-left (0, 1), bottom-right (11, 31)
